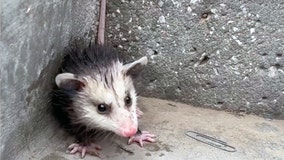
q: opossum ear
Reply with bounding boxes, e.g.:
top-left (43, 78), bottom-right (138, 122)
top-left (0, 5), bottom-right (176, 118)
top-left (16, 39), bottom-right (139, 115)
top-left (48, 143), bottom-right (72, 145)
top-left (55, 73), bottom-right (85, 90)
top-left (123, 56), bottom-right (148, 78)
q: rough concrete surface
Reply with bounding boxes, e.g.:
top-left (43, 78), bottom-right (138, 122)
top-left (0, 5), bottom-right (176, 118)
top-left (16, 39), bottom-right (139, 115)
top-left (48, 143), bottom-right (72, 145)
top-left (14, 97), bottom-right (284, 160)
top-left (106, 0), bottom-right (284, 119)
top-left (0, 0), bottom-right (96, 159)
top-left (1, 0), bottom-right (284, 159)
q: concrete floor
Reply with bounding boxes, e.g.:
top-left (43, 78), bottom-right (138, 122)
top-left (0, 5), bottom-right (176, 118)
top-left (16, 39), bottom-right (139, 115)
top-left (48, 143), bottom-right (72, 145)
top-left (16, 97), bottom-right (284, 160)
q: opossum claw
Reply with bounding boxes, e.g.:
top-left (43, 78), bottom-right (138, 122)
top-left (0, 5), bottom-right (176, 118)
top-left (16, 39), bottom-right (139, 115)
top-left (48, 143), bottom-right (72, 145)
top-left (128, 131), bottom-right (156, 147)
top-left (81, 147), bottom-right (87, 158)
top-left (67, 143), bottom-right (101, 158)
top-left (136, 107), bottom-right (144, 118)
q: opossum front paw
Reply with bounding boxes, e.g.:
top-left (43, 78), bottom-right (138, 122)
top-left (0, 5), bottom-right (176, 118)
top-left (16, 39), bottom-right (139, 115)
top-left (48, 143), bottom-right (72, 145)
top-left (67, 143), bottom-right (102, 158)
top-left (136, 107), bottom-right (144, 118)
top-left (128, 131), bottom-right (155, 147)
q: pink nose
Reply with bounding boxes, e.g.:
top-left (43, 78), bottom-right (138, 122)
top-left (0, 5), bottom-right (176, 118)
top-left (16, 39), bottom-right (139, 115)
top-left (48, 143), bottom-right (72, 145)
top-left (123, 128), bottom-right (137, 137)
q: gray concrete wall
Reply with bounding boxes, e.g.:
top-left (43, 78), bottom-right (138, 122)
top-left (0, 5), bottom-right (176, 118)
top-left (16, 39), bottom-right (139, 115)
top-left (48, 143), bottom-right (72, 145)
top-left (0, 0), bottom-right (284, 159)
top-left (106, 0), bottom-right (284, 119)
top-left (0, 0), bottom-right (96, 159)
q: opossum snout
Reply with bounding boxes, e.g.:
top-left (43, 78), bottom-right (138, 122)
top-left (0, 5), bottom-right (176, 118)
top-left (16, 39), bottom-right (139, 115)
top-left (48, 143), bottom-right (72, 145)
top-left (117, 121), bottom-right (137, 137)
top-left (122, 127), bottom-right (137, 137)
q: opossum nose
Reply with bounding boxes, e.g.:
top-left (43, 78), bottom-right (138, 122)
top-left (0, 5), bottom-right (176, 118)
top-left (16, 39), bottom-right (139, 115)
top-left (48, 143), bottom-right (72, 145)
top-left (123, 127), bottom-right (137, 137)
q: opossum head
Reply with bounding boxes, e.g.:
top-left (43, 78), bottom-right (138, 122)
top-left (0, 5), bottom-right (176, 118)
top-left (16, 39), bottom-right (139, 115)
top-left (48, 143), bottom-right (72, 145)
top-left (55, 56), bottom-right (147, 137)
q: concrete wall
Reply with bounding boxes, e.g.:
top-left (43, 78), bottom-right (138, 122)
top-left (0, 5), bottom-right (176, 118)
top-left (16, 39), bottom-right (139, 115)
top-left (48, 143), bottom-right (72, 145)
top-left (0, 0), bottom-right (283, 159)
top-left (0, 0), bottom-right (96, 159)
top-left (106, 0), bottom-right (284, 119)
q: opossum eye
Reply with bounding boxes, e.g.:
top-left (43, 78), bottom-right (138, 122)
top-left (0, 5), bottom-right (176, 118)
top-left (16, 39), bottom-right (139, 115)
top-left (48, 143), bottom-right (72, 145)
top-left (97, 104), bottom-right (110, 114)
top-left (124, 95), bottom-right (132, 107)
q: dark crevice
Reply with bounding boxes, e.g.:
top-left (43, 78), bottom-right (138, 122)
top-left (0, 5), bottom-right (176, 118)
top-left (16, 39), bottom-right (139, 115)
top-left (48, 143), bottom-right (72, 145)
top-left (262, 96), bottom-right (268, 100)
top-left (185, 26), bottom-right (191, 31)
top-left (199, 55), bottom-right (210, 65)
top-left (153, 50), bottom-right (158, 55)
top-left (256, 19), bottom-right (261, 22)
top-left (276, 53), bottom-right (282, 57)
top-left (201, 11), bottom-right (213, 19)
top-left (201, 82), bottom-right (216, 89)
top-left (192, 47), bottom-right (197, 51)
top-left (259, 65), bottom-right (268, 70)
top-left (177, 86), bottom-right (182, 91)
top-left (273, 63), bottom-right (281, 69)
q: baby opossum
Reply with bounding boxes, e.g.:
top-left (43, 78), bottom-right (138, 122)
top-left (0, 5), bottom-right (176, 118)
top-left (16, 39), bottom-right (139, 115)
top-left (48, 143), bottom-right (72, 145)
top-left (51, 44), bottom-right (155, 158)
top-left (51, 0), bottom-right (154, 157)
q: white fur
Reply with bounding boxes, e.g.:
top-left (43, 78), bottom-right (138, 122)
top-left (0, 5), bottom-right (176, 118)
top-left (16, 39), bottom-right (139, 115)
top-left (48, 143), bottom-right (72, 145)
top-left (71, 58), bottom-right (147, 137)
top-left (122, 56), bottom-right (147, 73)
top-left (55, 73), bottom-right (77, 87)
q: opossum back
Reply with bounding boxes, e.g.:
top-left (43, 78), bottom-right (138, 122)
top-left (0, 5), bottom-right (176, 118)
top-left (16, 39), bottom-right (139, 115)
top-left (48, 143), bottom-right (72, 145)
top-left (61, 45), bottom-right (121, 75)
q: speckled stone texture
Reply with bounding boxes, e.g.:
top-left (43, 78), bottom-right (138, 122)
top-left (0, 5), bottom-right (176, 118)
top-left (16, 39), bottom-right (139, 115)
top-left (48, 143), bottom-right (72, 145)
top-left (0, 0), bottom-right (96, 159)
top-left (105, 0), bottom-right (284, 119)
top-left (1, 0), bottom-right (284, 159)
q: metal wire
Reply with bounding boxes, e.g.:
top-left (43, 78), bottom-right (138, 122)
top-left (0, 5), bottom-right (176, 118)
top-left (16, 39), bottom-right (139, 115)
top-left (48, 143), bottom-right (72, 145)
top-left (185, 131), bottom-right (236, 152)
